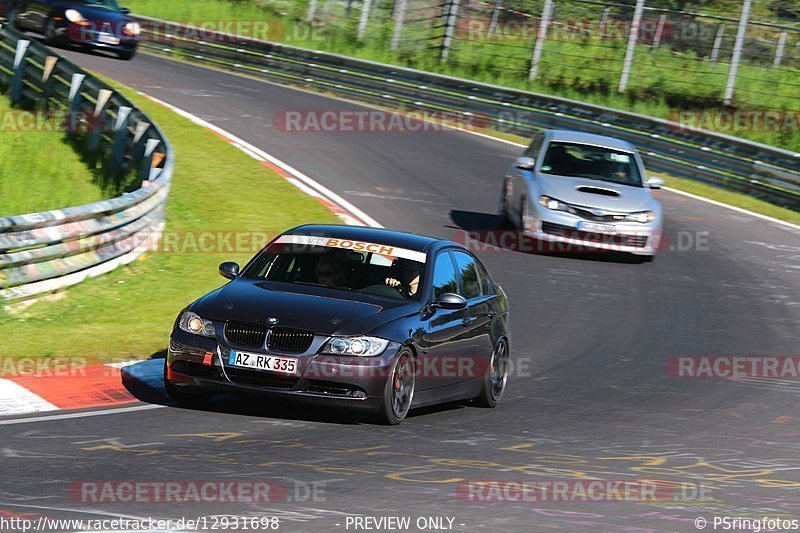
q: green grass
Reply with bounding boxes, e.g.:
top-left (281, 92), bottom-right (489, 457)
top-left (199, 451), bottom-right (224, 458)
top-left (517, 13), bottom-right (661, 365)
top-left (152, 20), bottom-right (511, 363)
top-left (125, 0), bottom-right (800, 152)
top-left (0, 82), bottom-right (337, 361)
top-left (0, 94), bottom-right (107, 217)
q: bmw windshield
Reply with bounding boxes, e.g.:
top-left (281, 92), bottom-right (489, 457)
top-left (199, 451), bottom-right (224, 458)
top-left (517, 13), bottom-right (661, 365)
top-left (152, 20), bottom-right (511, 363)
top-left (242, 236), bottom-right (426, 301)
top-left (540, 141), bottom-right (643, 187)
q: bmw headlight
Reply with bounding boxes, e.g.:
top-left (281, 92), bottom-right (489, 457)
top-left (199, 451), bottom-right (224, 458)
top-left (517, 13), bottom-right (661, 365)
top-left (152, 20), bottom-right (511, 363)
top-left (123, 21), bottom-right (141, 36)
top-left (538, 195), bottom-right (570, 212)
top-left (65, 9), bottom-right (88, 25)
top-left (624, 211), bottom-right (656, 223)
top-left (322, 336), bottom-right (389, 357)
top-left (178, 311), bottom-right (216, 338)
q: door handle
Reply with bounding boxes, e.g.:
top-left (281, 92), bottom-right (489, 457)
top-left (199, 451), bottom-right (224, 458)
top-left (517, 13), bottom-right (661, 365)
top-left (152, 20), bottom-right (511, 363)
top-left (488, 311), bottom-right (497, 319)
top-left (461, 316), bottom-right (477, 327)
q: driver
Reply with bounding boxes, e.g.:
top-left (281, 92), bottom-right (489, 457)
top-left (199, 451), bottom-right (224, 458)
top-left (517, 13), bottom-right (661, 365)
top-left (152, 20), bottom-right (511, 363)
top-left (385, 260), bottom-right (422, 297)
top-left (315, 256), bottom-right (347, 288)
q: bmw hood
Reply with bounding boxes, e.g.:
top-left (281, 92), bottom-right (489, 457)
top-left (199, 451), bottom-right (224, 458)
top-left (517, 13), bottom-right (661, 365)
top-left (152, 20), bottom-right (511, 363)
top-left (535, 174), bottom-right (655, 212)
top-left (191, 280), bottom-right (417, 337)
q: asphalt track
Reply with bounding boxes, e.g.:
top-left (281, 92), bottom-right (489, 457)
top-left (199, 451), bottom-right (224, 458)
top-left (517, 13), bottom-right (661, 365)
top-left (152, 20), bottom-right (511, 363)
top-left (1, 47), bottom-right (800, 532)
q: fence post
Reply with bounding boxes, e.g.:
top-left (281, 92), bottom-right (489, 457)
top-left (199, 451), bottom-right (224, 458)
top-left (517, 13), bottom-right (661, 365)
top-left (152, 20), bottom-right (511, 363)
top-left (306, 0), bottom-right (319, 23)
top-left (529, 0), bottom-right (554, 80)
top-left (710, 23), bottom-right (725, 66)
top-left (488, 0), bottom-right (502, 35)
top-left (440, 0), bottom-right (461, 61)
top-left (618, 0), bottom-right (645, 93)
top-left (599, 7), bottom-right (610, 38)
top-left (67, 73), bottom-right (86, 132)
top-left (357, 0), bottom-right (373, 41)
top-left (390, 0), bottom-right (406, 51)
top-left (132, 121), bottom-right (151, 172)
top-left (652, 13), bottom-right (666, 51)
top-left (110, 106), bottom-right (133, 176)
top-left (723, 0), bottom-right (751, 105)
top-left (10, 39), bottom-right (30, 104)
top-left (774, 31), bottom-right (787, 67)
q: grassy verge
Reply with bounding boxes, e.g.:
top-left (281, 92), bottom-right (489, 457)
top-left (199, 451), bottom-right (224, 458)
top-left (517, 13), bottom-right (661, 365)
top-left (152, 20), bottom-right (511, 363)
top-left (0, 93), bottom-right (106, 217)
top-left (0, 82), bottom-right (338, 361)
top-left (125, 0), bottom-right (800, 152)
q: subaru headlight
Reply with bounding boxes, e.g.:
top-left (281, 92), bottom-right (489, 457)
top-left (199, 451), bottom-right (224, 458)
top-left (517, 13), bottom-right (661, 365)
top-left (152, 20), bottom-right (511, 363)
top-left (624, 211), bottom-right (656, 223)
top-left (178, 311), bottom-right (216, 338)
top-left (538, 195), bottom-right (570, 212)
top-left (65, 9), bottom-right (88, 25)
top-left (123, 21), bottom-right (141, 36)
top-left (322, 336), bottom-right (389, 357)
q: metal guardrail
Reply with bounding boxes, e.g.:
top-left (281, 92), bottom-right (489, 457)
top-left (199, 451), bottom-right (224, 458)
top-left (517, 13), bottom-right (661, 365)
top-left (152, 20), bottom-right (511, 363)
top-left (0, 25), bottom-right (173, 302)
top-left (136, 16), bottom-right (799, 211)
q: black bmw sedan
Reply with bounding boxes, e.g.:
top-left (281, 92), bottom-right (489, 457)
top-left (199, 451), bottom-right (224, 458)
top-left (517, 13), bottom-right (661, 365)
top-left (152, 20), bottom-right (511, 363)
top-left (6, 0), bottom-right (139, 60)
top-left (166, 225), bottom-right (511, 424)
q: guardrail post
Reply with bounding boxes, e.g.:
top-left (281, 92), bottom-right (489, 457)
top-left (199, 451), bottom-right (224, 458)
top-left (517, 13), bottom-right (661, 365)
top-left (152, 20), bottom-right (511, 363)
top-left (723, 0), bottom-right (751, 105)
top-left (618, 0), bottom-right (645, 93)
top-left (10, 39), bottom-right (30, 104)
top-left (141, 138), bottom-right (161, 179)
top-left (306, 0), bottom-right (319, 23)
top-left (529, 0), bottom-right (554, 80)
top-left (440, 0), bottom-right (461, 61)
top-left (68, 73), bottom-right (86, 120)
top-left (86, 89), bottom-right (112, 159)
top-left (651, 14), bottom-right (666, 51)
top-left (39, 56), bottom-right (58, 111)
top-left (487, 0), bottom-right (502, 35)
top-left (132, 121), bottom-right (151, 174)
top-left (109, 106), bottom-right (133, 176)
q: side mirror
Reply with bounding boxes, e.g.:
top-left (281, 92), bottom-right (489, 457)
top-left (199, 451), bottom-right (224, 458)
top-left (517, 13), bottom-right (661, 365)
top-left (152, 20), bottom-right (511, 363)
top-left (433, 293), bottom-right (468, 311)
top-left (646, 176), bottom-right (665, 190)
top-left (219, 262), bottom-right (240, 280)
top-left (515, 157), bottom-right (535, 170)
top-left (120, 7), bottom-right (131, 14)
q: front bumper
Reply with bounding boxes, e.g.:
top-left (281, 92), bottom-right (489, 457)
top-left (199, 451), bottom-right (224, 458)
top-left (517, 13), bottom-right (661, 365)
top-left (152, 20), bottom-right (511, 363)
top-left (60, 23), bottom-right (138, 52)
top-left (526, 208), bottom-right (662, 256)
top-left (166, 329), bottom-right (399, 413)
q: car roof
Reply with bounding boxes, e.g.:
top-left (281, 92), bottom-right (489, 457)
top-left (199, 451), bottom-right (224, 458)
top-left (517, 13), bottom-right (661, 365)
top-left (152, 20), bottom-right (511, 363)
top-left (543, 130), bottom-right (636, 152)
top-left (284, 224), bottom-right (460, 254)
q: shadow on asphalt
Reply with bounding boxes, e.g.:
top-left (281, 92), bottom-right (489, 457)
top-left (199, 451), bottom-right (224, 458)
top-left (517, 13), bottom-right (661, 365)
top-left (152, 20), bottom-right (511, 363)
top-left (448, 209), bottom-right (650, 264)
top-left (119, 357), bottom-right (465, 425)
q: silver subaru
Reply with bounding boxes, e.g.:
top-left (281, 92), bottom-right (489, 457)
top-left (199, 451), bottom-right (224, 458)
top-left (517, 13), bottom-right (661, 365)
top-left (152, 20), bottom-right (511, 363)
top-left (499, 130), bottom-right (664, 260)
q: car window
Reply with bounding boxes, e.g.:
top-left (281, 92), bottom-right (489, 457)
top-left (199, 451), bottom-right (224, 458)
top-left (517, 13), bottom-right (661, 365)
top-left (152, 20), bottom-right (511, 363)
top-left (524, 132), bottom-right (544, 159)
top-left (430, 252), bottom-right (459, 300)
top-left (474, 259), bottom-right (494, 297)
top-left (452, 251), bottom-right (481, 300)
top-left (540, 141), bottom-right (643, 187)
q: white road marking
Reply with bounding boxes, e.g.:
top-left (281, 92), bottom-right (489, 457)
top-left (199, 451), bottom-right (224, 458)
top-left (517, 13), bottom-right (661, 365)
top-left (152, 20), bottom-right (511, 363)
top-left (0, 404), bottom-right (163, 426)
top-left (0, 380), bottom-right (58, 416)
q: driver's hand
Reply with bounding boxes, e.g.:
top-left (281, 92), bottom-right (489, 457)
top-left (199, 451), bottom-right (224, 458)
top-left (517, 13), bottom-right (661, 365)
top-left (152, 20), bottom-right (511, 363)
top-left (385, 277), bottom-right (401, 288)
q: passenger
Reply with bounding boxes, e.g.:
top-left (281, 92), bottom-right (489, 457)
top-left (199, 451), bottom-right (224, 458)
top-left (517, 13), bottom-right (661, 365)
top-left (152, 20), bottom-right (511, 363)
top-left (315, 257), bottom-right (347, 287)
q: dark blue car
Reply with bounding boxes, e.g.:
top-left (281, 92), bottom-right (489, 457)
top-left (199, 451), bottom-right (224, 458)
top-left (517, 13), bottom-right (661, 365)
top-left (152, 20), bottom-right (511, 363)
top-left (5, 0), bottom-right (138, 60)
top-left (165, 225), bottom-right (511, 424)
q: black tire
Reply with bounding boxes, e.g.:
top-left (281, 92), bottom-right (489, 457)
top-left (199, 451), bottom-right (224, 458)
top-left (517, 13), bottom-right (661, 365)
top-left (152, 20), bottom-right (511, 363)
top-left (118, 49), bottom-right (136, 61)
top-left (163, 360), bottom-right (213, 407)
top-left (473, 340), bottom-right (509, 408)
top-left (376, 350), bottom-right (416, 425)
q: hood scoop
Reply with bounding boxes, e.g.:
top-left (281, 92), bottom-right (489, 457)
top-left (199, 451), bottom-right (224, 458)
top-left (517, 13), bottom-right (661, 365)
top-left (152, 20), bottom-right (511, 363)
top-left (576, 186), bottom-right (620, 197)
